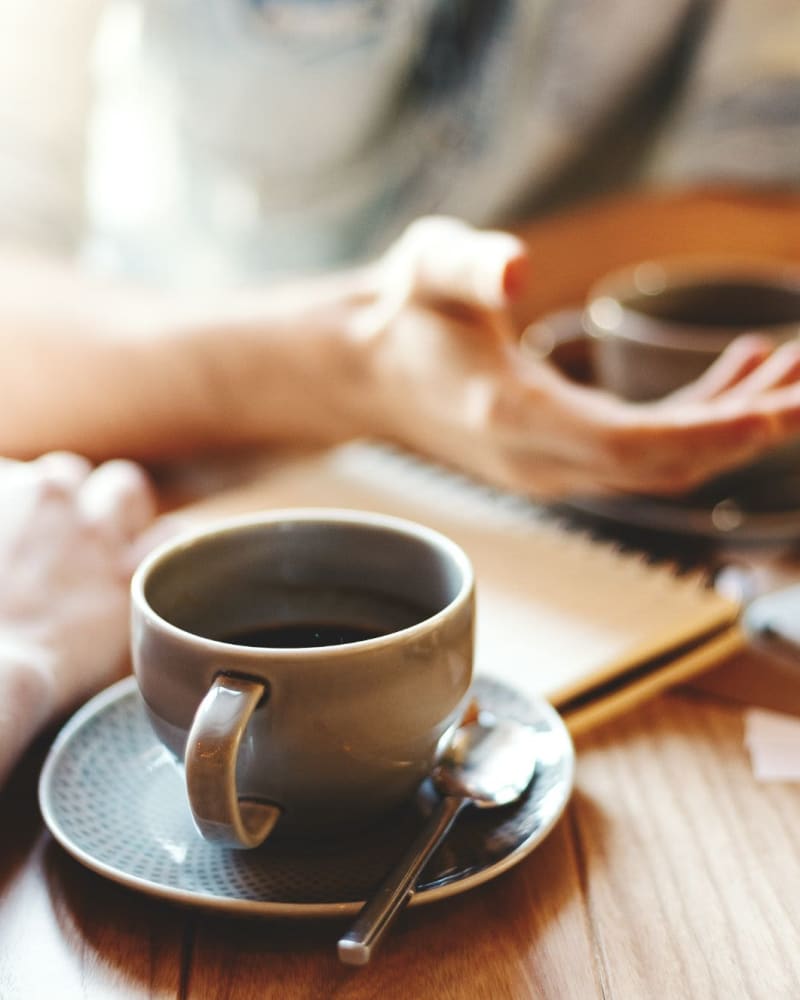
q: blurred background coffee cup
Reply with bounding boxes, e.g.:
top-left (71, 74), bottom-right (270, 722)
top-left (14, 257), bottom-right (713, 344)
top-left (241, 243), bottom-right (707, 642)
top-left (522, 257), bottom-right (800, 401)
top-left (521, 258), bottom-right (800, 493)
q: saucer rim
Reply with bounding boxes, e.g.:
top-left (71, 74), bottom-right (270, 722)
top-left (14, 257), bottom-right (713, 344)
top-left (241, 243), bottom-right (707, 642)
top-left (560, 494), bottom-right (800, 544)
top-left (39, 676), bottom-right (575, 918)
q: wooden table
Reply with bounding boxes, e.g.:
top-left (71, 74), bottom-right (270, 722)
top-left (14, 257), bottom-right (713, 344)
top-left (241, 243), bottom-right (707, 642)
top-left (4, 674), bottom-right (800, 999)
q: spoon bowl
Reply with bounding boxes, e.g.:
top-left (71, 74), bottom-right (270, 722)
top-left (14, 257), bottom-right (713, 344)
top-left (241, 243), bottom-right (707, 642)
top-left (337, 712), bottom-right (539, 965)
top-left (433, 712), bottom-right (540, 806)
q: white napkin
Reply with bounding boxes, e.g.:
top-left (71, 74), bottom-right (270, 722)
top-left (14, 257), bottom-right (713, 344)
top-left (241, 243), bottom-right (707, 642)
top-left (744, 708), bottom-right (800, 781)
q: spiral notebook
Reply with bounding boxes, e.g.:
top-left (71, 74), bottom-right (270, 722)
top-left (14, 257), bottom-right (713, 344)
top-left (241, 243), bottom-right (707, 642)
top-left (183, 443), bottom-right (745, 735)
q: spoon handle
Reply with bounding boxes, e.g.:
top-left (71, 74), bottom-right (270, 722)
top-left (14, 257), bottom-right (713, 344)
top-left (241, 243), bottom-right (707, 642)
top-left (337, 795), bottom-right (466, 966)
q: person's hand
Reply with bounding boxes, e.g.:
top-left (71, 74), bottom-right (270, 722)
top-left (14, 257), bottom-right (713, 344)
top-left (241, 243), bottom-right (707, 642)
top-left (0, 453), bottom-right (166, 782)
top-left (349, 216), bottom-right (800, 498)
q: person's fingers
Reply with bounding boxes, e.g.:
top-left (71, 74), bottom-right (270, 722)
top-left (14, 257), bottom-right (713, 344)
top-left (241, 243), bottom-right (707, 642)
top-left (386, 216), bottom-right (529, 311)
top-left (79, 460), bottom-right (157, 542)
top-left (660, 334), bottom-right (774, 405)
top-left (719, 340), bottom-right (800, 399)
top-left (32, 451), bottom-right (93, 492)
top-left (598, 389), bottom-right (800, 495)
top-left (512, 371), bottom-right (800, 497)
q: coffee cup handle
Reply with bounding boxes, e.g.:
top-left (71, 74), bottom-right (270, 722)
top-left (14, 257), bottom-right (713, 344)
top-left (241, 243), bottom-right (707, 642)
top-left (184, 674), bottom-right (281, 848)
top-left (519, 308), bottom-right (595, 384)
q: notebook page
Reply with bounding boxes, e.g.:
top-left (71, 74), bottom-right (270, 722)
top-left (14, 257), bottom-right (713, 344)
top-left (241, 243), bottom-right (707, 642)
top-left (184, 442), bottom-right (741, 706)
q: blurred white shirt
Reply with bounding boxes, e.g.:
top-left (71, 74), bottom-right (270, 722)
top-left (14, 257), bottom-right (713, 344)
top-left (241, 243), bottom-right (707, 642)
top-left (1, 0), bottom-right (799, 286)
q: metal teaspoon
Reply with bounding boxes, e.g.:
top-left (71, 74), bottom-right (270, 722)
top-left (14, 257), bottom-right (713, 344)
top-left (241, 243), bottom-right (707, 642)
top-left (337, 712), bottom-right (539, 966)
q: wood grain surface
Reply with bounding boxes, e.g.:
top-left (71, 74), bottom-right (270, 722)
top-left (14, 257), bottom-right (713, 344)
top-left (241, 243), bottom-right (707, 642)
top-left (4, 689), bottom-right (800, 1000)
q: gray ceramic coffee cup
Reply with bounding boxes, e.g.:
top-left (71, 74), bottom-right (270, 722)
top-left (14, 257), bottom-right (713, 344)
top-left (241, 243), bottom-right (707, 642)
top-left (131, 508), bottom-right (474, 849)
top-left (586, 258), bottom-right (800, 401)
top-left (522, 258), bottom-right (800, 401)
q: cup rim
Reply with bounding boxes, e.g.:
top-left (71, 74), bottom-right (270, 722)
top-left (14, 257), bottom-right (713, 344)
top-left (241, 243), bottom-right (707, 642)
top-left (131, 507), bottom-right (475, 658)
top-left (585, 255), bottom-right (800, 354)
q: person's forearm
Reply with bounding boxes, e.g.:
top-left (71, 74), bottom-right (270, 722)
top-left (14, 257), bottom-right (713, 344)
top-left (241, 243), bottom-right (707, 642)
top-left (0, 251), bottom-right (368, 460)
top-left (6, 187), bottom-right (800, 463)
top-left (511, 186), bottom-right (800, 324)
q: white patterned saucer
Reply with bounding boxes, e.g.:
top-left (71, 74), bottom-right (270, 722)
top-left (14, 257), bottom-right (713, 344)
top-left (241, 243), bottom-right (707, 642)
top-left (39, 675), bottom-right (574, 918)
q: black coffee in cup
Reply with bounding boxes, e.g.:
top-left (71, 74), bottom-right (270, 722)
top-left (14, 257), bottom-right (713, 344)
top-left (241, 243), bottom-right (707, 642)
top-left (622, 277), bottom-right (800, 330)
top-left (580, 262), bottom-right (800, 402)
top-left (222, 621), bottom-right (384, 647)
top-left (212, 588), bottom-right (433, 649)
top-left (218, 586), bottom-right (434, 647)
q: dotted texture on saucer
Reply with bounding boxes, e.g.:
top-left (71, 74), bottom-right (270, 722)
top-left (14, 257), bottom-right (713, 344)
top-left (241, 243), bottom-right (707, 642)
top-left (40, 676), bottom-right (573, 916)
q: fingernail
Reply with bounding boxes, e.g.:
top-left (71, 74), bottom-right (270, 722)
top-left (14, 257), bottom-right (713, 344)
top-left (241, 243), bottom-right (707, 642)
top-left (480, 243), bottom-right (529, 308)
top-left (502, 254), bottom-right (530, 302)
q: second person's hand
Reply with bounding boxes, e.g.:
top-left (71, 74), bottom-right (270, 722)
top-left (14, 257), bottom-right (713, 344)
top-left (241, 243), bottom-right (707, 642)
top-left (347, 216), bottom-right (800, 499)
